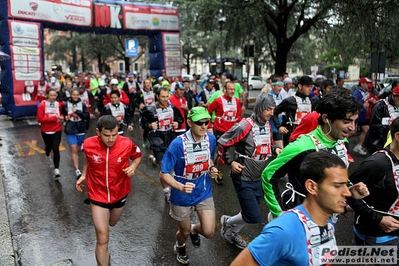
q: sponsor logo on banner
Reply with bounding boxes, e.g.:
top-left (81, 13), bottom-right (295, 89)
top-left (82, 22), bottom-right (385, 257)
top-left (15, 72), bottom-right (41, 81)
top-left (152, 17), bottom-right (160, 26)
top-left (53, 5), bottom-right (63, 14)
top-left (13, 38), bottom-right (40, 47)
top-left (30, 1), bottom-right (38, 11)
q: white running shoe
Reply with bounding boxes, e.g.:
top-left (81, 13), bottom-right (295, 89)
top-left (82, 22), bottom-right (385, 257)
top-left (54, 168), bottom-right (61, 179)
top-left (353, 145), bottom-right (367, 155)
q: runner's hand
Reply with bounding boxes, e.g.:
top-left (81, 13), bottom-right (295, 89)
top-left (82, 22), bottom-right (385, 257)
top-left (349, 182), bottom-right (369, 199)
top-left (230, 161), bottom-right (245, 174)
top-left (123, 166), bottom-right (136, 177)
top-left (181, 182), bottom-right (195, 194)
top-left (379, 216), bottom-right (399, 233)
top-left (76, 175), bottom-right (86, 192)
top-left (278, 127), bottom-right (289, 134)
top-left (209, 166), bottom-right (218, 179)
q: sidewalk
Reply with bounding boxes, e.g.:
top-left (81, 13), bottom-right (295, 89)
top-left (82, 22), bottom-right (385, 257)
top-left (0, 117), bottom-right (16, 265)
top-left (0, 167), bottom-right (15, 265)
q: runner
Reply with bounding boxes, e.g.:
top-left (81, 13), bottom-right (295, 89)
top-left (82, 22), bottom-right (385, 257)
top-left (271, 75), bottom-right (314, 146)
top-left (140, 87), bottom-right (184, 201)
top-left (218, 93), bottom-right (281, 249)
top-left (37, 88), bottom-right (64, 179)
top-left (76, 115), bottom-right (142, 266)
top-left (169, 82), bottom-right (188, 135)
top-left (207, 81), bottom-right (242, 184)
top-left (100, 90), bottom-right (133, 135)
top-left (62, 88), bottom-right (90, 179)
top-left (262, 91), bottom-right (362, 219)
top-left (160, 107), bottom-right (218, 265)
top-left (137, 78), bottom-right (156, 149)
top-left (231, 151), bottom-right (369, 266)
top-left (268, 78), bottom-right (284, 148)
top-left (364, 85), bottom-right (399, 154)
top-left (349, 117), bottom-right (399, 266)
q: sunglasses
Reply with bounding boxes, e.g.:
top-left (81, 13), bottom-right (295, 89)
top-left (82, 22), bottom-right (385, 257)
top-left (193, 120), bottom-right (209, 126)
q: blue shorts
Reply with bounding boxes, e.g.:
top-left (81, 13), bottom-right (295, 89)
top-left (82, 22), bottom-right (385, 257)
top-left (232, 178), bottom-right (263, 224)
top-left (66, 134), bottom-right (85, 146)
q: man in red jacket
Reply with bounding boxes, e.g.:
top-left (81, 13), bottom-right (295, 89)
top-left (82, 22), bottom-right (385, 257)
top-left (207, 81), bottom-right (242, 184)
top-left (76, 115), bottom-right (142, 266)
top-left (169, 82), bottom-right (188, 135)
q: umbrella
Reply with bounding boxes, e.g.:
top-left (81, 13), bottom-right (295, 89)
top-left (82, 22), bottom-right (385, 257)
top-left (0, 51), bottom-right (10, 61)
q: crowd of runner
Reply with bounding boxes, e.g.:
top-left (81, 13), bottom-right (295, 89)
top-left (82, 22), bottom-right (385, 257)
top-left (35, 69), bottom-right (399, 265)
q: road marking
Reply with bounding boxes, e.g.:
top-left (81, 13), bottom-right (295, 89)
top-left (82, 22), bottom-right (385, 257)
top-left (24, 140), bottom-right (45, 155)
top-left (14, 141), bottom-right (67, 156)
top-left (136, 168), bottom-right (162, 188)
top-left (14, 142), bottom-right (26, 157)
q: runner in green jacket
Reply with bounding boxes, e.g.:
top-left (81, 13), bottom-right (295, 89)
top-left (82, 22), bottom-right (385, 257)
top-left (262, 90), bottom-right (363, 219)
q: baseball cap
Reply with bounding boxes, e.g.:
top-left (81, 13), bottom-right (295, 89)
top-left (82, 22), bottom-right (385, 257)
top-left (183, 77), bottom-right (190, 83)
top-left (359, 77), bottom-right (372, 84)
top-left (127, 72), bottom-right (133, 77)
top-left (110, 79), bottom-right (119, 85)
top-left (158, 76), bottom-right (164, 81)
top-left (207, 79), bottom-right (215, 84)
top-left (187, 107), bottom-right (211, 122)
top-left (175, 82), bottom-right (185, 89)
top-left (392, 86), bottom-right (399, 95)
top-left (99, 80), bottom-right (106, 86)
top-left (50, 77), bottom-right (56, 83)
top-left (298, 76), bottom-right (314, 85)
top-left (283, 77), bottom-right (293, 84)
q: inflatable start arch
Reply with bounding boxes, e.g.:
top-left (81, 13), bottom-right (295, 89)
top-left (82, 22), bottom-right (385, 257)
top-left (0, 0), bottom-right (181, 118)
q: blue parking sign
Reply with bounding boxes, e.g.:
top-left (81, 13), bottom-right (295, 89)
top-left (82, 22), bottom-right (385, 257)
top-left (125, 39), bottom-right (139, 57)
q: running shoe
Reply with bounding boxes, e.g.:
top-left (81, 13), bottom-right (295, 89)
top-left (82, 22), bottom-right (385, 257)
top-left (231, 233), bottom-right (247, 249)
top-left (220, 215), bottom-right (233, 243)
top-left (353, 145), bottom-right (367, 155)
top-left (189, 232), bottom-right (201, 248)
top-left (148, 154), bottom-right (157, 166)
top-left (54, 168), bottom-right (61, 179)
top-left (45, 155), bottom-right (51, 164)
top-left (76, 169), bottom-right (82, 180)
top-left (215, 171), bottom-right (223, 185)
top-left (173, 243), bottom-right (189, 265)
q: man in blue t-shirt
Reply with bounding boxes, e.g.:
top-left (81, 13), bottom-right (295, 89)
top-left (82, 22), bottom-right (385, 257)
top-left (231, 151), bottom-right (369, 266)
top-left (160, 106), bottom-right (218, 265)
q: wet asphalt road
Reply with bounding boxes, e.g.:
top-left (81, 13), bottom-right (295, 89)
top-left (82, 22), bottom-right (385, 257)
top-left (0, 109), bottom-right (366, 266)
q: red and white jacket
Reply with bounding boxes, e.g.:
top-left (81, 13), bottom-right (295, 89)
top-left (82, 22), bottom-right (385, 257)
top-left (37, 100), bottom-right (63, 133)
top-left (83, 135), bottom-right (142, 204)
top-left (207, 94), bottom-right (242, 133)
top-left (169, 93), bottom-right (188, 133)
top-left (103, 89), bottom-right (130, 106)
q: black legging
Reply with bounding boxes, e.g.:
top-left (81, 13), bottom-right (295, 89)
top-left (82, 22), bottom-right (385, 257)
top-left (41, 131), bottom-right (62, 168)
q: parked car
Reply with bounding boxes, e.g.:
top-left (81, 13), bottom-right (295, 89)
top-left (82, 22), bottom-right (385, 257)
top-left (248, 75), bottom-right (266, 90)
top-left (343, 81), bottom-right (358, 93)
top-left (380, 77), bottom-right (399, 88)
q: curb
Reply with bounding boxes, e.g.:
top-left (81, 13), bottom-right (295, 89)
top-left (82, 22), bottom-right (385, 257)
top-left (0, 141), bottom-right (16, 265)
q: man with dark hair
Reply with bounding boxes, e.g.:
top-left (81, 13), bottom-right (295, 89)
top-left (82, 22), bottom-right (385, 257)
top-left (262, 90), bottom-right (363, 219)
top-left (336, 77), bottom-right (345, 87)
top-left (197, 78), bottom-right (217, 107)
top-left (311, 79), bottom-right (334, 111)
top-left (100, 90), bottom-right (133, 135)
top-left (232, 151), bottom-right (369, 266)
top-left (349, 117), bottom-right (399, 265)
top-left (271, 75), bottom-right (314, 146)
top-left (76, 115), bottom-right (142, 266)
top-left (140, 86), bottom-right (184, 201)
top-left (365, 85), bottom-right (399, 154)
